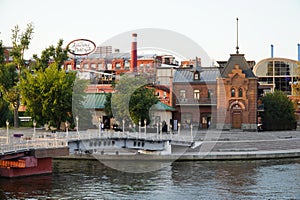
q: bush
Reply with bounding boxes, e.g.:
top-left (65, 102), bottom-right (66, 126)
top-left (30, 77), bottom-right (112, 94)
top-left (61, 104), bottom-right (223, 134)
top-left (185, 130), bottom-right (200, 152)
top-left (261, 90), bottom-right (296, 131)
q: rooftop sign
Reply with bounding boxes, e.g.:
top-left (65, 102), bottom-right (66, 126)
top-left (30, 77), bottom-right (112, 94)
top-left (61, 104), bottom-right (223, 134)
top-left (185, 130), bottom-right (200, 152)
top-left (67, 39), bottom-right (96, 56)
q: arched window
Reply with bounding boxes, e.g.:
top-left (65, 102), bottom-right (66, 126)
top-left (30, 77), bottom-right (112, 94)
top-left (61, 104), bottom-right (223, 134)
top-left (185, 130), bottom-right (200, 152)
top-left (238, 88), bottom-right (243, 97)
top-left (231, 88), bottom-right (235, 97)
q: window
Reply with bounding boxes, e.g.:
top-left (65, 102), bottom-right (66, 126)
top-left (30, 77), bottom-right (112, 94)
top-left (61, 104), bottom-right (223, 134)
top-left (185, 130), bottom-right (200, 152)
top-left (238, 88), bottom-right (243, 97)
top-left (91, 63), bottom-right (96, 69)
top-left (194, 89), bottom-right (200, 100)
top-left (125, 61), bottom-right (130, 70)
top-left (194, 72), bottom-right (200, 80)
top-left (180, 90), bottom-right (186, 98)
top-left (208, 89), bottom-right (212, 98)
top-left (139, 64), bottom-right (144, 71)
top-left (115, 63), bottom-right (121, 70)
top-left (98, 63), bottom-right (103, 70)
top-left (231, 88), bottom-right (235, 97)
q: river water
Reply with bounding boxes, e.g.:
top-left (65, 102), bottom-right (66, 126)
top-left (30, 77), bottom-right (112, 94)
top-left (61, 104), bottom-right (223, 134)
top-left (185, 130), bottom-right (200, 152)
top-left (0, 159), bottom-right (299, 199)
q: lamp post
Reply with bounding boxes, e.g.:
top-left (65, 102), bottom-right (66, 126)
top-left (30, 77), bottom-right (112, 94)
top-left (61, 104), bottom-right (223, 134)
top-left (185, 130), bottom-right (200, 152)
top-left (144, 119), bottom-right (147, 134)
top-left (33, 120), bottom-right (37, 140)
top-left (160, 122), bottom-right (163, 139)
top-left (190, 124), bottom-right (193, 142)
top-left (6, 120), bottom-right (9, 144)
top-left (138, 120), bottom-right (141, 135)
top-left (65, 121), bottom-right (69, 139)
top-left (98, 116), bottom-right (102, 136)
top-left (75, 116), bottom-right (79, 138)
top-left (122, 119), bottom-right (125, 134)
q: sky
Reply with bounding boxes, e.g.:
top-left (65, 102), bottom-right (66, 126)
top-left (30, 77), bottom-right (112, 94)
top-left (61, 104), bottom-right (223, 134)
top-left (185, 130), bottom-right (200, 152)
top-left (0, 0), bottom-right (300, 64)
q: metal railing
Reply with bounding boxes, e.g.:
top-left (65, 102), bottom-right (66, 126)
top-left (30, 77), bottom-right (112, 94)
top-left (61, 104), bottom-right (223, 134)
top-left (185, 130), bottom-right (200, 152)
top-left (0, 129), bottom-right (195, 154)
top-left (0, 136), bottom-right (67, 155)
top-left (62, 129), bottom-right (194, 143)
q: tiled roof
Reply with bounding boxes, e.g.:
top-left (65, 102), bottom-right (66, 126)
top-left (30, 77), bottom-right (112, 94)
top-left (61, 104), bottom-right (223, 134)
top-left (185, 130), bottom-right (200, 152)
top-left (83, 93), bottom-right (176, 112)
top-left (173, 68), bottom-right (219, 83)
top-left (221, 54), bottom-right (256, 78)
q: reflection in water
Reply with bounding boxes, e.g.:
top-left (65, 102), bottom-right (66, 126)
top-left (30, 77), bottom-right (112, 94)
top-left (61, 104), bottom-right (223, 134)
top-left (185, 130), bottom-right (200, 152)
top-left (0, 159), bottom-right (299, 199)
top-left (0, 175), bottom-right (53, 199)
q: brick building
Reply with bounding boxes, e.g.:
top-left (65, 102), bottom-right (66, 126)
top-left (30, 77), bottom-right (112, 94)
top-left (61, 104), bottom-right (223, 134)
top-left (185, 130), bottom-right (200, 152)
top-left (216, 53), bottom-right (257, 130)
top-left (173, 53), bottom-right (258, 131)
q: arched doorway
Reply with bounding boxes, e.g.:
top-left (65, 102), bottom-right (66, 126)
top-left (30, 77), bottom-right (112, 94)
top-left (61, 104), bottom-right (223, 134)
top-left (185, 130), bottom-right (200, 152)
top-left (232, 111), bottom-right (242, 129)
top-left (231, 103), bottom-right (243, 129)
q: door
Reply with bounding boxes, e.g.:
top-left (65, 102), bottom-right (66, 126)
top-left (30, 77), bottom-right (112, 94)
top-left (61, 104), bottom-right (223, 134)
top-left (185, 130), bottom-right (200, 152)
top-left (232, 112), bottom-right (242, 129)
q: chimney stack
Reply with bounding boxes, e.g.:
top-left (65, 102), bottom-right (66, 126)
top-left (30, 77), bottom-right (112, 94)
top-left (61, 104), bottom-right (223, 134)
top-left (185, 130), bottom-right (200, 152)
top-left (131, 33), bottom-right (137, 72)
top-left (271, 44), bottom-right (274, 58)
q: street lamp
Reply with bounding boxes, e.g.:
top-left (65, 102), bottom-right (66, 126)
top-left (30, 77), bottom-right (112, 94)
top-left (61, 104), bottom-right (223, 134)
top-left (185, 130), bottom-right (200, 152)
top-left (122, 119), bottom-right (125, 134)
top-left (33, 120), bottom-right (37, 140)
top-left (190, 124), bottom-right (193, 142)
top-left (65, 120), bottom-right (69, 138)
top-left (144, 119), bottom-right (147, 134)
top-left (138, 120), bottom-right (141, 134)
top-left (98, 116), bottom-right (102, 136)
top-left (160, 122), bottom-right (163, 138)
top-left (6, 120), bottom-right (9, 144)
top-left (75, 116), bottom-right (79, 138)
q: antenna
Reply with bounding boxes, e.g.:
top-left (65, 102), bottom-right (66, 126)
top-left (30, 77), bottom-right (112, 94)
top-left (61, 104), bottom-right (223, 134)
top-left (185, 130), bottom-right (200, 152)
top-left (236, 17), bottom-right (239, 54)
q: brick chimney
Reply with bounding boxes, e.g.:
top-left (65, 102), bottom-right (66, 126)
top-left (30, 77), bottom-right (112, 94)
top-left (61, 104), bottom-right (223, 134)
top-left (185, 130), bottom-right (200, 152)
top-left (130, 33), bottom-right (137, 72)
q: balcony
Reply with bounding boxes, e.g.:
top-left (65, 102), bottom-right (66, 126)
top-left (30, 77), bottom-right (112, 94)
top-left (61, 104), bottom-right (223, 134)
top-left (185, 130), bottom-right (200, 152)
top-left (176, 97), bottom-right (217, 106)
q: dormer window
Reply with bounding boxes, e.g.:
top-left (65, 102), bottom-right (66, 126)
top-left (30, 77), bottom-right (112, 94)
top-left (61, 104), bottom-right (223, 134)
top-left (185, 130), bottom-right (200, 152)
top-left (194, 71), bottom-right (200, 80)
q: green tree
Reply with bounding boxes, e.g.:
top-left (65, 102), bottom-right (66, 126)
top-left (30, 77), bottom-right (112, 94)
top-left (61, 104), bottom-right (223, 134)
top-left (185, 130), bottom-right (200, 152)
top-left (8, 23), bottom-right (34, 127)
top-left (71, 78), bottom-right (92, 130)
top-left (0, 37), bottom-right (5, 64)
top-left (32, 39), bottom-right (69, 71)
top-left (0, 37), bottom-right (12, 125)
top-left (104, 93), bottom-right (113, 118)
top-left (20, 64), bottom-right (78, 129)
top-left (0, 98), bottom-right (12, 126)
top-left (261, 90), bottom-right (296, 130)
top-left (108, 75), bottom-right (159, 126)
top-left (0, 63), bottom-right (19, 125)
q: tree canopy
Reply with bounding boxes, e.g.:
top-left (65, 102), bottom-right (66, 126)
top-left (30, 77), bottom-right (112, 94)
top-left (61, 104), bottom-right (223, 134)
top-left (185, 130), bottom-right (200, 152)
top-left (108, 75), bottom-right (159, 126)
top-left (32, 39), bottom-right (69, 71)
top-left (20, 64), bottom-right (77, 129)
top-left (2, 23), bottom-right (34, 127)
top-left (261, 90), bottom-right (296, 130)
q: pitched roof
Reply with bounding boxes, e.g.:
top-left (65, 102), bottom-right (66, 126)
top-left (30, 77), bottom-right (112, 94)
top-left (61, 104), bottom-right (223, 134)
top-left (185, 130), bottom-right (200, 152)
top-left (83, 93), bottom-right (176, 112)
top-left (173, 68), bottom-right (219, 83)
top-left (221, 54), bottom-right (256, 78)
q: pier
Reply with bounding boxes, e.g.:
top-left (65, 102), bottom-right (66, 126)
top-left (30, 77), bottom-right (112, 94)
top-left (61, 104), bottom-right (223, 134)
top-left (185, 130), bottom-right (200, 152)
top-left (0, 132), bottom-right (68, 178)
